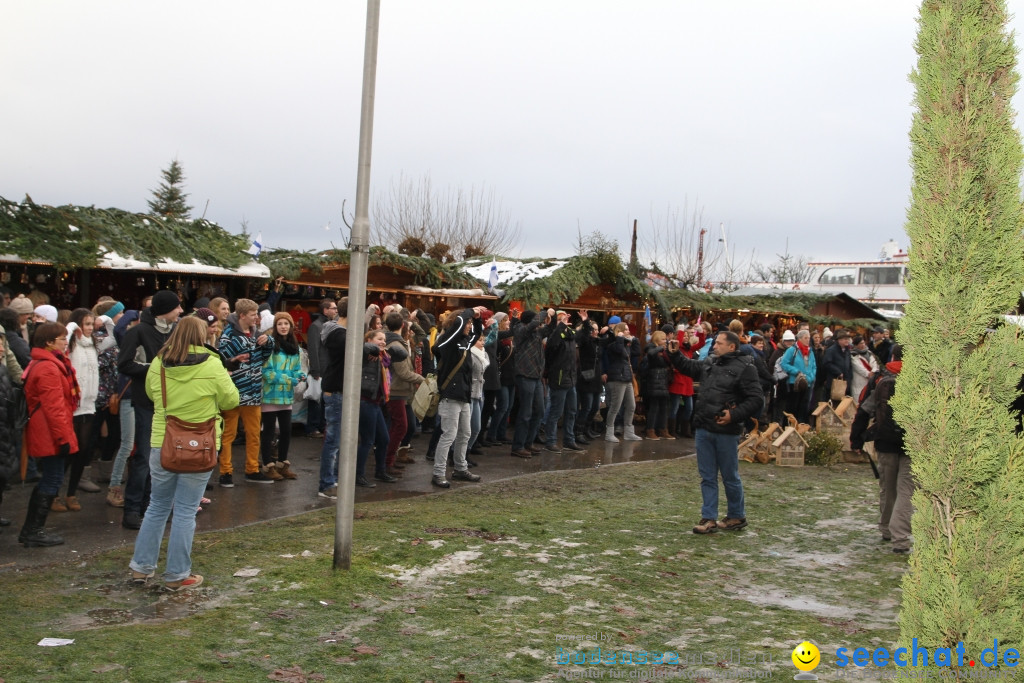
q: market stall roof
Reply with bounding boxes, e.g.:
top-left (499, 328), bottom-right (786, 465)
top-left (0, 195), bottom-right (264, 276)
top-left (660, 288), bottom-right (888, 325)
top-left (459, 255), bottom-right (661, 311)
top-left (265, 246), bottom-right (492, 294)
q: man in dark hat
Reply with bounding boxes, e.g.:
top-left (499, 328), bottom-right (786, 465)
top-left (116, 290), bottom-right (182, 530)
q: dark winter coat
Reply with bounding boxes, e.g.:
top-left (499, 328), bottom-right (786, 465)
top-left (497, 336), bottom-right (515, 388)
top-left (871, 362), bottom-right (905, 454)
top-left (823, 342), bottom-right (853, 383)
top-left (512, 314), bottom-right (549, 379)
top-left (307, 314), bottom-right (329, 378)
top-left (576, 330), bottom-right (603, 393)
top-left (321, 321), bottom-right (348, 394)
top-left (642, 344), bottom-right (672, 399)
top-left (117, 308), bottom-right (175, 411)
top-left (0, 340), bottom-right (18, 481)
top-left (433, 309), bottom-right (481, 403)
top-left (361, 342), bottom-right (404, 404)
top-left (545, 322), bottom-right (584, 389)
top-left (600, 334), bottom-right (634, 383)
top-left (23, 348), bottom-right (79, 458)
top-left (668, 350), bottom-right (764, 435)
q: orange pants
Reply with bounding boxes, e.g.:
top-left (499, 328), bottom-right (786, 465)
top-left (219, 405), bottom-right (262, 475)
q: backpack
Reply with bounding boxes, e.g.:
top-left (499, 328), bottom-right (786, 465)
top-left (773, 354), bottom-right (788, 382)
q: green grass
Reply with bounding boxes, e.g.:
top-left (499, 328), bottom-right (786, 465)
top-left (0, 458), bottom-right (902, 682)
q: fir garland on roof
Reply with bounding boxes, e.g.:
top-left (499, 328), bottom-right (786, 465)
top-left (260, 245), bottom-right (483, 289)
top-left (0, 195), bottom-right (250, 269)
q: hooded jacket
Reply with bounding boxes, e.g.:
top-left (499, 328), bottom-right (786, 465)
top-left (117, 307), bottom-right (175, 411)
top-left (218, 312), bottom-right (276, 406)
top-left (668, 350), bottom-right (763, 435)
top-left (871, 361), bottom-right (905, 454)
top-left (146, 345), bottom-right (240, 449)
top-left (512, 312), bottom-right (549, 379)
top-left (545, 321), bottom-right (585, 389)
top-left (385, 331), bottom-right (422, 400)
top-left (321, 320), bottom-right (347, 393)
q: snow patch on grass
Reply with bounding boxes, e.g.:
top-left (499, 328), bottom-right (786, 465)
top-left (383, 551), bottom-right (483, 586)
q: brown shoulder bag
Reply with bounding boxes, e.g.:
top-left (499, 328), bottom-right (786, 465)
top-left (159, 364), bottom-right (218, 474)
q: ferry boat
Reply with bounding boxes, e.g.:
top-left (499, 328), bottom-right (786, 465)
top-left (726, 240), bottom-right (909, 316)
top-left (805, 240), bottom-right (909, 314)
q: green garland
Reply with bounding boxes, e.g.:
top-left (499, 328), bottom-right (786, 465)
top-left (261, 246), bottom-right (483, 289)
top-left (0, 195), bottom-right (250, 269)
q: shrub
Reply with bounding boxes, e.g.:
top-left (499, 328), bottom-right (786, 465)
top-left (803, 431), bottom-right (843, 467)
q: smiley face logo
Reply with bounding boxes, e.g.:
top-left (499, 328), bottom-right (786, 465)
top-left (791, 641), bottom-right (821, 672)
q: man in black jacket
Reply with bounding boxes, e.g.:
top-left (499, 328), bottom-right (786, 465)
top-left (870, 346), bottom-right (911, 553)
top-left (116, 290), bottom-right (181, 529)
top-left (430, 307), bottom-right (485, 488)
top-left (822, 329), bottom-right (853, 402)
top-left (304, 298), bottom-right (337, 437)
top-left (668, 331), bottom-right (764, 534)
top-left (510, 309), bottom-right (552, 457)
top-left (542, 310), bottom-right (588, 452)
top-left (317, 297), bottom-right (348, 499)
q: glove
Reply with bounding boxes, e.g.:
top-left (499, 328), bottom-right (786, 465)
top-left (57, 443), bottom-right (71, 457)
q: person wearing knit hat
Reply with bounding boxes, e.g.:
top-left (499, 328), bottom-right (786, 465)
top-left (105, 301), bottom-right (125, 318)
top-left (150, 291), bottom-right (181, 317)
top-left (34, 305), bottom-right (58, 323)
top-left (10, 294), bottom-right (33, 316)
top-left (608, 315), bottom-right (621, 325)
top-left (116, 290), bottom-right (182, 530)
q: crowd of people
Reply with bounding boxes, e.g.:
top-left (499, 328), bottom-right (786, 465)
top-left (0, 282), bottom-right (908, 587)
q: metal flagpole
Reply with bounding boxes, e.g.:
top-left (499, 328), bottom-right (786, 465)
top-left (334, 0), bottom-right (381, 570)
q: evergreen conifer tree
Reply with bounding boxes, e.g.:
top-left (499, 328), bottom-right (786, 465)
top-left (895, 0), bottom-right (1024, 663)
top-left (147, 159), bottom-right (193, 220)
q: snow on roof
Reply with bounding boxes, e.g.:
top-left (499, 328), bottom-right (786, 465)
top-left (462, 258), bottom-right (569, 286)
top-left (0, 252), bottom-right (270, 278)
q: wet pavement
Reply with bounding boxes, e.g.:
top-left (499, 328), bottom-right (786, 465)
top-left (0, 430), bottom-right (694, 572)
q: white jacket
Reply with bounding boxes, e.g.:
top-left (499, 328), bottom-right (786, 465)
top-left (67, 319), bottom-right (116, 416)
top-left (850, 349), bottom-right (879, 403)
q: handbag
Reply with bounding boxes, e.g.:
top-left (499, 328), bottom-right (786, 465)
top-left (830, 378), bottom-right (848, 402)
top-left (580, 368), bottom-right (596, 381)
top-left (158, 365), bottom-right (218, 474)
top-left (795, 372), bottom-right (809, 392)
top-left (107, 380), bottom-right (131, 416)
top-left (413, 374), bottom-right (440, 421)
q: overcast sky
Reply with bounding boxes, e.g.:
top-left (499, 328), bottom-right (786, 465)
top-left (4, 1), bottom-right (1024, 274)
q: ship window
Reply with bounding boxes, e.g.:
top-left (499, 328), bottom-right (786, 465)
top-left (859, 267), bottom-right (900, 285)
top-left (818, 267), bottom-right (856, 285)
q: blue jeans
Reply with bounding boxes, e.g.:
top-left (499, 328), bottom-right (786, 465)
top-left (545, 385), bottom-right (577, 447)
top-left (469, 397), bottom-right (483, 450)
top-left (694, 429), bottom-right (745, 520)
top-left (511, 376), bottom-right (545, 451)
top-left (124, 404), bottom-right (154, 515)
top-left (487, 385), bottom-right (512, 441)
top-left (357, 400), bottom-right (389, 477)
top-left (305, 396), bottom-right (324, 435)
top-left (578, 389), bottom-right (601, 426)
top-left (36, 455), bottom-right (66, 496)
top-left (319, 392), bottom-right (343, 492)
top-left (110, 397), bottom-right (135, 488)
top-left (129, 447), bottom-right (211, 582)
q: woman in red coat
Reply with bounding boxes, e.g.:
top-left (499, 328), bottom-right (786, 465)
top-left (18, 321), bottom-right (79, 547)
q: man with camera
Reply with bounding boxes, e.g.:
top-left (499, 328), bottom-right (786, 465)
top-left (667, 331), bottom-right (763, 534)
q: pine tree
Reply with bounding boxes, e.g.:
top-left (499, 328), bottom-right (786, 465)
top-left (147, 159), bottom-right (193, 220)
top-left (895, 0), bottom-right (1024, 667)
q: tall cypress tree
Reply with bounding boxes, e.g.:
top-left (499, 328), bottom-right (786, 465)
top-left (147, 159), bottom-right (193, 220)
top-left (895, 0), bottom-right (1024, 665)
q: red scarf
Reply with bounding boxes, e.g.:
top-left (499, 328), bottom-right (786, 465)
top-left (796, 341), bottom-right (810, 358)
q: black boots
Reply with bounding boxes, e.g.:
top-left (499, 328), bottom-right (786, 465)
top-left (18, 487), bottom-right (65, 548)
top-left (586, 420), bottom-right (602, 440)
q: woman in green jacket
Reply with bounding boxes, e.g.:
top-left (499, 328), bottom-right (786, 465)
top-left (129, 317), bottom-right (239, 591)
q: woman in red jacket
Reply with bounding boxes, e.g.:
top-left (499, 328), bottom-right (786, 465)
top-left (668, 325), bottom-right (705, 438)
top-left (18, 322), bottom-right (79, 547)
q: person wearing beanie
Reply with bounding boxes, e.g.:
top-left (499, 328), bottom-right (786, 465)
top-left (34, 305), bottom-right (58, 323)
top-left (115, 290), bottom-right (182, 530)
top-left (8, 295), bottom-right (34, 344)
top-left (608, 315), bottom-right (621, 326)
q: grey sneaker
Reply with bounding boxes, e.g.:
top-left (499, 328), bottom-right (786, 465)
top-left (451, 470), bottom-right (481, 482)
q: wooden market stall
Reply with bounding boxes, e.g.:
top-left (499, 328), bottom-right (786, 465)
top-left (0, 196), bottom-right (270, 310)
top-left (264, 247), bottom-right (498, 321)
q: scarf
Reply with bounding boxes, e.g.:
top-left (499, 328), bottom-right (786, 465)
top-left (796, 341), bottom-right (810, 358)
top-left (53, 350), bottom-right (81, 412)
